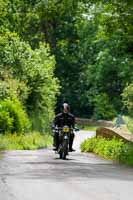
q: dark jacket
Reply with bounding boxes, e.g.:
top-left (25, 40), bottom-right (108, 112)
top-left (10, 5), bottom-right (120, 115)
top-left (53, 112), bottom-right (75, 128)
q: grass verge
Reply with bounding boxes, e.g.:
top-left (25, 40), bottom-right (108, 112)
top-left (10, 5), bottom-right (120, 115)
top-left (0, 132), bottom-right (52, 150)
top-left (81, 136), bottom-right (133, 165)
top-left (77, 125), bottom-right (98, 131)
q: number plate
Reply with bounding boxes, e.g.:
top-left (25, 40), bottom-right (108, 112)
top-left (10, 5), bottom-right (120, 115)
top-left (63, 127), bottom-right (70, 133)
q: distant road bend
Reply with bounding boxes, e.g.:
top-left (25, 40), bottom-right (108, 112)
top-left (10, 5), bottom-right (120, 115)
top-left (0, 130), bottom-right (133, 200)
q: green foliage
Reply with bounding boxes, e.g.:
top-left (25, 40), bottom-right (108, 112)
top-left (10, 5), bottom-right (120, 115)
top-left (0, 73), bottom-right (29, 104)
top-left (93, 93), bottom-right (117, 120)
top-left (40, 0), bottom-right (132, 117)
top-left (0, 109), bottom-right (13, 133)
top-left (122, 84), bottom-right (133, 117)
top-left (0, 98), bottom-right (30, 134)
top-left (0, 32), bottom-right (59, 132)
top-left (0, 0), bottom-right (133, 121)
top-left (81, 137), bottom-right (133, 165)
top-left (0, 0), bottom-right (90, 116)
top-left (123, 116), bottom-right (133, 134)
top-left (76, 2), bottom-right (133, 117)
top-left (0, 132), bottom-right (52, 150)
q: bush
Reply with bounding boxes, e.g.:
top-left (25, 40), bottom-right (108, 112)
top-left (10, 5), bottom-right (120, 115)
top-left (81, 136), bottom-right (133, 165)
top-left (0, 72), bottom-right (29, 104)
top-left (0, 98), bottom-right (30, 134)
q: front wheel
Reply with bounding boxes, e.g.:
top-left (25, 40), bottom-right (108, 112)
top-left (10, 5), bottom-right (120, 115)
top-left (62, 151), bottom-right (66, 160)
top-left (59, 149), bottom-right (66, 159)
top-left (59, 151), bottom-right (63, 159)
top-left (59, 139), bottom-right (68, 160)
top-left (62, 139), bottom-right (68, 160)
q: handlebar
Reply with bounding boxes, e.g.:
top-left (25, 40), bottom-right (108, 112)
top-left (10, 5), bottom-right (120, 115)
top-left (53, 127), bottom-right (80, 132)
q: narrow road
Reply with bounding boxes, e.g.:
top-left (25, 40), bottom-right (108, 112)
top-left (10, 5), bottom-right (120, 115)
top-left (0, 131), bottom-right (133, 200)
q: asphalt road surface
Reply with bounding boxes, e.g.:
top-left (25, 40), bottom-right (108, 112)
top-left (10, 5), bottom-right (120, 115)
top-left (0, 130), bottom-right (133, 200)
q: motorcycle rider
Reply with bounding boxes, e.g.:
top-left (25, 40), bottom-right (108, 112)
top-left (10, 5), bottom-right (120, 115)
top-left (52, 103), bottom-right (75, 152)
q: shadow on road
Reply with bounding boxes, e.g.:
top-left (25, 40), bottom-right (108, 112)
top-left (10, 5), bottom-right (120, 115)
top-left (1, 150), bottom-right (133, 182)
top-left (22, 161), bottom-right (133, 181)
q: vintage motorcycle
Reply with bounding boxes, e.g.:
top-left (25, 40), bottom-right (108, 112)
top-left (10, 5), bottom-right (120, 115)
top-left (53, 126), bottom-right (79, 160)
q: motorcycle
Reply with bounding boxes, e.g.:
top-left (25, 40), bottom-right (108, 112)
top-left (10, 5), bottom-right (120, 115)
top-left (53, 126), bottom-right (79, 160)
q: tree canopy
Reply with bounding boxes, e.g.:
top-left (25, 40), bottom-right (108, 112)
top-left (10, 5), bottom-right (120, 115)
top-left (0, 0), bottom-right (132, 131)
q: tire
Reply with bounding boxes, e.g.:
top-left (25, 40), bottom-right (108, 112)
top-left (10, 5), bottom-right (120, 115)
top-left (59, 148), bottom-right (66, 159)
top-left (59, 151), bottom-right (63, 159)
top-left (58, 145), bottom-right (63, 159)
top-left (62, 139), bottom-right (68, 160)
top-left (62, 151), bottom-right (66, 160)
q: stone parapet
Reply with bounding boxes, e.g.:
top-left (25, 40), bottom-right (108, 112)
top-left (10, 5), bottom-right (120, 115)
top-left (76, 118), bottom-right (114, 127)
top-left (96, 127), bottom-right (133, 143)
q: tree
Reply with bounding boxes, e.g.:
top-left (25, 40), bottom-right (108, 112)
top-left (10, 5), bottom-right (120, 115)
top-left (0, 32), bottom-right (59, 132)
top-left (1, 0), bottom-right (133, 119)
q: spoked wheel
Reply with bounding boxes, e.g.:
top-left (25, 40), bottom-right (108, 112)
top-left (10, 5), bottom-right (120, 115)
top-left (58, 145), bottom-right (63, 159)
top-left (59, 150), bottom-right (67, 160)
top-left (62, 140), bottom-right (68, 160)
top-left (59, 148), bottom-right (66, 159)
top-left (62, 151), bottom-right (67, 160)
top-left (58, 139), bottom-right (68, 160)
top-left (59, 151), bottom-right (63, 159)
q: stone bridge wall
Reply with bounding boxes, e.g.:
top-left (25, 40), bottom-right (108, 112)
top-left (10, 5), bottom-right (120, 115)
top-left (96, 127), bottom-right (133, 143)
top-left (76, 118), bottom-right (114, 128)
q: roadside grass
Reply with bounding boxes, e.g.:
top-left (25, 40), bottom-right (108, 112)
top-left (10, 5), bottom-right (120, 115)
top-left (0, 132), bottom-right (52, 150)
top-left (81, 136), bottom-right (133, 165)
top-left (77, 125), bottom-right (98, 131)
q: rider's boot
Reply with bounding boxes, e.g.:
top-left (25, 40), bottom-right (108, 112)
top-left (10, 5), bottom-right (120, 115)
top-left (69, 133), bottom-right (75, 152)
